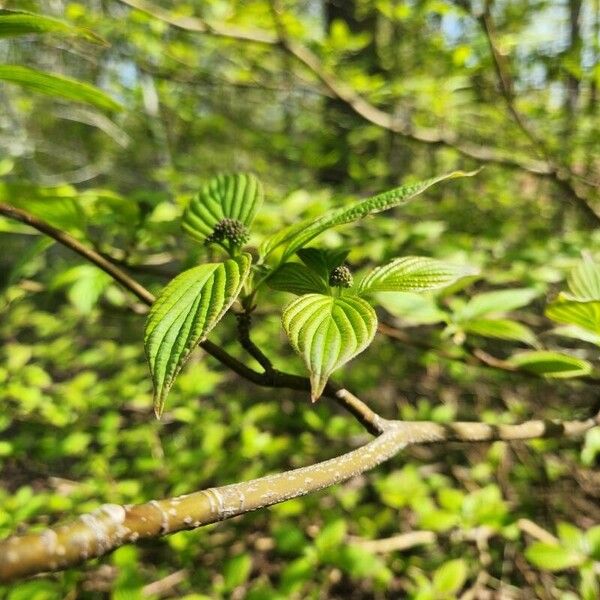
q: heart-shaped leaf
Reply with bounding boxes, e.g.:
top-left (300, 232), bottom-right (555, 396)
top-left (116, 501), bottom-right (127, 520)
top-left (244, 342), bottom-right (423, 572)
top-left (282, 294), bottom-right (377, 400)
top-left (145, 254), bottom-right (251, 416)
top-left (359, 256), bottom-right (476, 295)
top-left (182, 173), bottom-right (263, 242)
top-left (267, 262), bottom-right (328, 296)
top-left (261, 170), bottom-right (478, 261)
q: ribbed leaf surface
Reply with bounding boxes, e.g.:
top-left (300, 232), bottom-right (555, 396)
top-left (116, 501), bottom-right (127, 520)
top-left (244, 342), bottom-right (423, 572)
top-left (272, 171), bottom-right (477, 262)
top-left (282, 294), bottom-right (377, 400)
top-left (546, 294), bottom-right (600, 335)
top-left (145, 254), bottom-right (251, 415)
top-left (267, 263), bottom-right (328, 296)
top-left (182, 173), bottom-right (263, 242)
top-left (359, 256), bottom-right (475, 295)
top-left (567, 258), bottom-right (600, 301)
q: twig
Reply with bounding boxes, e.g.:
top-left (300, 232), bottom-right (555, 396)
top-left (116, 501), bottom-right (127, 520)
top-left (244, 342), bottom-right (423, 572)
top-left (118, 0), bottom-right (599, 225)
top-left (477, 1), bottom-right (599, 225)
top-left (0, 202), bottom-right (383, 435)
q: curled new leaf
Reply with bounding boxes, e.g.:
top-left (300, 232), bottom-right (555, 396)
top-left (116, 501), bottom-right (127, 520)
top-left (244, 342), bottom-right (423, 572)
top-left (282, 294), bottom-right (377, 401)
top-left (145, 254), bottom-right (251, 416)
top-left (359, 256), bottom-right (476, 295)
top-left (182, 173), bottom-right (263, 242)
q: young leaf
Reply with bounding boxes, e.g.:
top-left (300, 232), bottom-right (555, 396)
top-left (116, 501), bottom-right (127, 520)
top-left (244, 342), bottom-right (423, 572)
top-left (549, 325), bottom-right (600, 347)
top-left (567, 257), bottom-right (600, 301)
top-left (0, 65), bottom-right (122, 112)
top-left (297, 247), bottom-right (350, 278)
top-left (0, 9), bottom-right (105, 43)
top-left (145, 254), bottom-right (251, 416)
top-left (462, 318), bottom-right (538, 346)
top-left (358, 256), bottom-right (476, 295)
top-left (507, 351), bottom-right (593, 379)
top-left (282, 294), bottom-right (377, 400)
top-left (525, 542), bottom-right (584, 571)
top-left (545, 295), bottom-right (600, 335)
top-left (266, 262), bottom-right (328, 296)
top-left (182, 173), bottom-right (263, 242)
top-left (455, 288), bottom-right (538, 322)
top-left (263, 170), bottom-right (478, 261)
top-left (432, 559), bottom-right (468, 594)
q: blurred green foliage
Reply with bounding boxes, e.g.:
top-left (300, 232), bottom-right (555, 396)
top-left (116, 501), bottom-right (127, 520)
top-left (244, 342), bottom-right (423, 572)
top-left (0, 0), bottom-right (599, 597)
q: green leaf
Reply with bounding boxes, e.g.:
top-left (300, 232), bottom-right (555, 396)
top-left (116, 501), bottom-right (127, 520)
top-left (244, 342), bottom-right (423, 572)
top-left (297, 247), bottom-right (350, 278)
top-left (455, 288), bottom-right (538, 321)
top-left (282, 293), bottom-right (377, 400)
top-left (223, 553), bottom-right (253, 592)
top-left (266, 262), bottom-right (328, 296)
top-left (546, 294), bottom-right (600, 335)
top-left (550, 325), bottom-right (600, 347)
top-left (585, 525), bottom-right (600, 560)
top-left (462, 318), bottom-right (538, 346)
top-left (145, 254), bottom-right (251, 416)
top-left (376, 292), bottom-right (447, 324)
top-left (264, 171), bottom-right (478, 261)
top-left (182, 173), bottom-right (263, 242)
top-left (358, 256), bottom-right (476, 295)
top-left (0, 9), bottom-right (105, 43)
top-left (507, 351), bottom-right (593, 379)
top-left (432, 559), bottom-right (468, 594)
top-left (0, 65), bottom-right (122, 112)
top-left (567, 257), bottom-right (600, 301)
top-left (315, 519), bottom-right (347, 556)
top-left (525, 542), bottom-right (584, 571)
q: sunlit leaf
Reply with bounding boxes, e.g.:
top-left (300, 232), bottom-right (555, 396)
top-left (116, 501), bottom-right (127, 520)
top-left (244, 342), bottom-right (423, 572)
top-left (567, 257), bottom-right (600, 301)
top-left (358, 256), bottom-right (476, 295)
top-left (263, 170), bottom-right (478, 261)
top-left (0, 9), bottom-right (105, 43)
top-left (525, 542), bottom-right (584, 571)
top-left (462, 318), bottom-right (538, 346)
top-left (282, 293), bottom-right (377, 400)
top-left (432, 559), bottom-right (468, 594)
top-left (0, 65), bottom-right (122, 112)
top-left (145, 254), bottom-right (251, 416)
top-left (546, 294), bottom-right (600, 335)
top-left (507, 350), bottom-right (593, 379)
top-left (182, 173), bottom-right (263, 242)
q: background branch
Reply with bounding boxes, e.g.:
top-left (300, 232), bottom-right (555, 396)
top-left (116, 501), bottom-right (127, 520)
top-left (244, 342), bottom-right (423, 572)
top-left (118, 0), bottom-right (599, 225)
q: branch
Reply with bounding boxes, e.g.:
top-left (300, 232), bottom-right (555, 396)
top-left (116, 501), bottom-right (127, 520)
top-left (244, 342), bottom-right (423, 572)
top-left (118, 0), bottom-right (599, 224)
top-left (477, 2), bottom-right (600, 225)
top-left (1, 413), bottom-right (597, 582)
top-left (0, 202), bottom-right (383, 435)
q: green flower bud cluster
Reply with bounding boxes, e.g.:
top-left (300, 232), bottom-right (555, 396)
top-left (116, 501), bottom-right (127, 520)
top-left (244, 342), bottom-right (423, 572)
top-left (329, 265), bottom-right (353, 288)
top-left (205, 218), bottom-right (249, 247)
